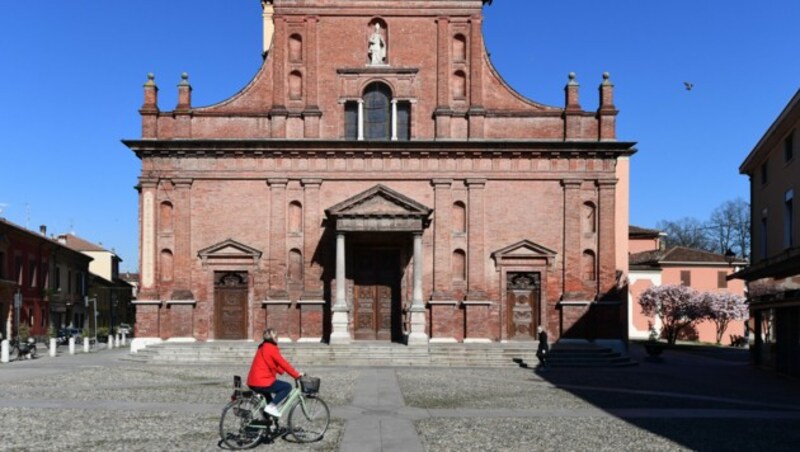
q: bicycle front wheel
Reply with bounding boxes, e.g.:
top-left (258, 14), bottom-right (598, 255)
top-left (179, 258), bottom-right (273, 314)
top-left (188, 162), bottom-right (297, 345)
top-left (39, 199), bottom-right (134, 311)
top-left (288, 396), bottom-right (330, 443)
top-left (219, 397), bottom-right (263, 450)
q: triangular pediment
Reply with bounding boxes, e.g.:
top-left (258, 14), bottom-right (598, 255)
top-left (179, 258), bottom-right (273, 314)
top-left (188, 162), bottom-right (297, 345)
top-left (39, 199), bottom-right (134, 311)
top-left (326, 185), bottom-right (432, 218)
top-left (492, 240), bottom-right (557, 260)
top-left (198, 238), bottom-right (263, 260)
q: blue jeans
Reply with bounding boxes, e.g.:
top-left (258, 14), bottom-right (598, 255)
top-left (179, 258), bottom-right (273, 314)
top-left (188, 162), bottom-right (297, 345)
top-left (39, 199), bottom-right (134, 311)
top-left (252, 380), bottom-right (292, 406)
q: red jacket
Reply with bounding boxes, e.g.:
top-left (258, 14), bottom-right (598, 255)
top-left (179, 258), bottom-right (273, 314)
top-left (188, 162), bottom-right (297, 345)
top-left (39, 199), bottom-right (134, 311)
top-left (247, 342), bottom-right (300, 388)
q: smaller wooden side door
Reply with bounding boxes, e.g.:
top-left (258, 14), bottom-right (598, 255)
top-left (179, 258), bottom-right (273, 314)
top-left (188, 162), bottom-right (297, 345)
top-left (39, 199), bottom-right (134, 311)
top-left (214, 272), bottom-right (248, 340)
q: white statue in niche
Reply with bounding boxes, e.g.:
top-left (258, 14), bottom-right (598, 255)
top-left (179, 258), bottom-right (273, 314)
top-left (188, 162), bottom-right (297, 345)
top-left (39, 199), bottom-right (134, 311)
top-left (368, 23), bottom-right (386, 65)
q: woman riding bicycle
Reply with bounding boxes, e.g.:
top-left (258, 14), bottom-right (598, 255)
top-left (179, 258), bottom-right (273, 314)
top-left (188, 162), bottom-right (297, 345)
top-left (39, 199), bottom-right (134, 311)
top-left (247, 328), bottom-right (304, 418)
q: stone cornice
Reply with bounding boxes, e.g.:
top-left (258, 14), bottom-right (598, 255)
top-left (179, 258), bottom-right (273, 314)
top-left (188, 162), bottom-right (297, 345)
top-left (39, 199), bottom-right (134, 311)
top-left (123, 139), bottom-right (637, 159)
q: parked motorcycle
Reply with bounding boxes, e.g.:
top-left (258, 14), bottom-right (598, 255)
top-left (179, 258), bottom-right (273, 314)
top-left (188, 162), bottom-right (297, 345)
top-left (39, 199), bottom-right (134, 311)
top-left (9, 337), bottom-right (37, 361)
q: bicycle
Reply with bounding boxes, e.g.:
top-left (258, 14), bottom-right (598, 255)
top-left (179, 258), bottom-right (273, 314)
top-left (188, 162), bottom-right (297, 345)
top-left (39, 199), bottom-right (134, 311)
top-left (219, 375), bottom-right (330, 449)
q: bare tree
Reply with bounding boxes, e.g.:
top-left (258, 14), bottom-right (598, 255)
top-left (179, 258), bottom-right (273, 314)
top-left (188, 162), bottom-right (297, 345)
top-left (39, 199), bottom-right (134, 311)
top-left (706, 198), bottom-right (750, 260)
top-left (656, 217), bottom-right (710, 250)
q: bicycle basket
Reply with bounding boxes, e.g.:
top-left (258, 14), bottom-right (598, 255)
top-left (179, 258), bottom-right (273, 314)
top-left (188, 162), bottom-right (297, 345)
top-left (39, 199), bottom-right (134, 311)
top-left (299, 376), bottom-right (320, 394)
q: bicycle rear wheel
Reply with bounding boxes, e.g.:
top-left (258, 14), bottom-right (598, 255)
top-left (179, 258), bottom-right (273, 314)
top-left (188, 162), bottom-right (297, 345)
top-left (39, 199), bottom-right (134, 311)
top-left (288, 396), bottom-right (330, 443)
top-left (219, 397), bottom-right (263, 449)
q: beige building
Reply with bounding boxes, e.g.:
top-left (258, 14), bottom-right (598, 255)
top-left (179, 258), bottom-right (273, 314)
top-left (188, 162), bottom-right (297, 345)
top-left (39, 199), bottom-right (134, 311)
top-left (58, 234), bottom-right (133, 334)
top-left (733, 89), bottom-right (800, 376)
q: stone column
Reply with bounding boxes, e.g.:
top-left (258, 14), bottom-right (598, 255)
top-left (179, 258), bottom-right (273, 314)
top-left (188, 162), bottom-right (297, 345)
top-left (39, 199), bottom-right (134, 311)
top-left (466, 179), bottom-right (487, 300)
top-left (330, 232), bottom-right (350, 344)
top-left (268, 179), bottom-right (289, 300)
top-left (391, 99), bottom-right (398, 141)
top-left (357, 100), bottom-right (364, 141)
top-left (562, 179), bottom-right (583, 298)
top-left (597, 180), bottom-right (618, 298)
top-left (431, 179), bottom-right (453, 300)
top-left (408, 232), bottom-right (429, 344)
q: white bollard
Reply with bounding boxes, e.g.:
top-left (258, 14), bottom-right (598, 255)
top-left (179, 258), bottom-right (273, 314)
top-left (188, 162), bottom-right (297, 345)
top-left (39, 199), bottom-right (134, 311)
top-left (121, 332), bottom-right (127, 346)
top-left (49, 338), bottom-right (57, 357)
top-left (1, 340), bottom-right (8, 363)
top-left (69, 337), bottom-right (75, 355)
top-left (115, 334), bottom-right (120, 348)
top-left (83, 337), bottom-right (89, 353)
top-left (108, 336), bottom-right (114, 350)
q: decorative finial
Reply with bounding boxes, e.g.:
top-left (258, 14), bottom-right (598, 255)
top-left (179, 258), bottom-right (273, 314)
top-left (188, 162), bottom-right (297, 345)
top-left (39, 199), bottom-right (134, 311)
top-left (568, 72), bottom-right (579, 86)
top-left (145, 73), bottom-right (156, 86)
top-left (180, 72), bottom-right (189, 85)
top-left (602, 72), bottom-right (613, 86)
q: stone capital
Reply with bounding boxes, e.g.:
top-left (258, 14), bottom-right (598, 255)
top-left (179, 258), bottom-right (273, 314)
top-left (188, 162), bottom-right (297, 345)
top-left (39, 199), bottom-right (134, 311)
top-left (431, 178), bottom-right (453, 188)
top-left (173, 178), bottom-right (194, 188)
top-left (561, 179), bottom-right (583, 189)
top-left (465, 178), bottom-right (487, 188)
top-left (596, 179), bottom-right (618, 188)
top-left (301, 178), bottom-right (322, 187)
top-left (267, 178), bottom-right (289, 187)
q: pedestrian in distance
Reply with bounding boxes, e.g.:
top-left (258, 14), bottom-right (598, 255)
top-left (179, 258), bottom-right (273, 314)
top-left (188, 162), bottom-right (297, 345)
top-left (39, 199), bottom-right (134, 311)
top-left (246, 328), bottom-right (304, 418)
top-left (536, 325), bottom-right (549, 368)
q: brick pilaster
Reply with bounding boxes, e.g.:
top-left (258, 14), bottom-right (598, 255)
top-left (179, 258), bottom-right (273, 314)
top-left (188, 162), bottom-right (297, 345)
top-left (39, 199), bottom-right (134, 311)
top-left (466, 178), bottom-right (486, 300)
top-left (268, 178), bottom-right (289, 298)
top-left (431, 179), bottom-right (453, 299)
top-left (562, 179), bottom-right (583, 299)
top-left (597, 179), bottom-right (617, 298)
top-left (172, 178), bottom-right (193, 299)
top-left (301, 178), bottom-right (323, 299)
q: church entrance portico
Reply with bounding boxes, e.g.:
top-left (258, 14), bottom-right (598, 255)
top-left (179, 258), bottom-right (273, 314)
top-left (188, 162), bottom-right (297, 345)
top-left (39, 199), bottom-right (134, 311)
top-left (326, 185), bottom-right (432, 344)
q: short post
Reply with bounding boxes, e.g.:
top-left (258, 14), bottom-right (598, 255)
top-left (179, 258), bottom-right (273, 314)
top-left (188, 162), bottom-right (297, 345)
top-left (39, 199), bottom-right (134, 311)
top-left (69, 337), bottom-right (75, 355)
top-left (108, 335), bottom-right (114, 350)
top-left (115, 334), bottom-right (120, 348)
top-left (83, 337), bottom-right (89, 353)
top-left (1, 340), bottom-right (8, 363)
top-left (49, 338), bottom-right (57, 357)
top-left (121, 332), bottom-right (127, 346)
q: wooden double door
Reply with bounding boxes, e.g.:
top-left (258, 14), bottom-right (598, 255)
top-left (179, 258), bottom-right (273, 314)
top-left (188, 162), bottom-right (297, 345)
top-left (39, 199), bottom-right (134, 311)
top-left (214, 272), bottom-right (248, 340)
top-left (507, 272), bottom-right (541, 340)
top-left (353, 248), bottom-right (402, 341)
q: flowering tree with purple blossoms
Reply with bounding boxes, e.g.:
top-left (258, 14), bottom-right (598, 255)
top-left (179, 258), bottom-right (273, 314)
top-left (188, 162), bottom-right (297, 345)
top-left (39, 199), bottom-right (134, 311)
top-left (639, 284), bottom-right (706, 345)
top-left (703, 292), bottom-right (749, 345)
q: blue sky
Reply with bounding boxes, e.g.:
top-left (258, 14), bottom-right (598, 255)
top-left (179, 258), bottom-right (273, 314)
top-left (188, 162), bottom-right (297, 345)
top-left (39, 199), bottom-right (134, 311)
top-left (1, 1), bottom-right (797, 272)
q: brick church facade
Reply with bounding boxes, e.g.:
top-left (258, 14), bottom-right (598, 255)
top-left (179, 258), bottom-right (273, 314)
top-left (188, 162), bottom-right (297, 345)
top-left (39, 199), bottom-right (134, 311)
top-left (125, 0), bottom-right (635, 351)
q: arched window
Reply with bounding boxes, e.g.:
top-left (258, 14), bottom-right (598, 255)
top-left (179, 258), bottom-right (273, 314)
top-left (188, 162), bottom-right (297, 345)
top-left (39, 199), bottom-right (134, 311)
top-left (452, 201), bottom-right (466, 233)
top-left (453, 34), bottom-right (467, 61)
top-left (289, 201), bottom-right (303, 233)
top-left (363, 82), bottom-right (392, 140)
top-left (583, 202), bottom-right (596, 234)
top-left (288, 249), bottom-right (303, 283)
top-left (160, 201), bottom-right (173, 231)
top-left (453, 249), bottom-right (467, 281)
top-left (289, 34), bottom-right (303, 62)
top-left (582, 250), bottom-right (596, 282)
top-left (452, 71), bottom-right (467, 99)
top-left (289, 71), bottom-right (303, 100)
top-left (160, 249), bottom-right (174, 282)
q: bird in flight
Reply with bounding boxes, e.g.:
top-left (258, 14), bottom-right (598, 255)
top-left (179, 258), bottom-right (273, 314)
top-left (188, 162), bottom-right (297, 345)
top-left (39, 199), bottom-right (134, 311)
top-left (684, 82), bottom-right (694, 91)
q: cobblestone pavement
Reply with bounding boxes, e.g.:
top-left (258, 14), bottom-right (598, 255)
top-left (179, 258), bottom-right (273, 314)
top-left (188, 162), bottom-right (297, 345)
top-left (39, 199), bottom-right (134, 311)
top-left (1, 344), bottom-right (800, 451)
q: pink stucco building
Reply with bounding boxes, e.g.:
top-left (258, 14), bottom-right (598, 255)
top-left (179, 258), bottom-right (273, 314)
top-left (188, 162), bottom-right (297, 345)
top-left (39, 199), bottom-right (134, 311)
top-left (628, 226), bottom-right (747, 344)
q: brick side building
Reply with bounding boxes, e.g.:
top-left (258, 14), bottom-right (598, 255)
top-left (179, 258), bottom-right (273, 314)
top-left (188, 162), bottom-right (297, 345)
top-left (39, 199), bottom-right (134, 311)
top-left (125, 0), bottom-right (635, 351)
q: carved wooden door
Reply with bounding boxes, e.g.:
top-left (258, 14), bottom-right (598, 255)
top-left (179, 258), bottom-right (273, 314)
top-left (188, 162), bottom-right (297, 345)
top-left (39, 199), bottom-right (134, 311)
top-left (354, 248), bottom-right (399, 341)
top-left (214, 272), bottom-right (248, 340)
top-left (506, 272), bottom-right (541, 340)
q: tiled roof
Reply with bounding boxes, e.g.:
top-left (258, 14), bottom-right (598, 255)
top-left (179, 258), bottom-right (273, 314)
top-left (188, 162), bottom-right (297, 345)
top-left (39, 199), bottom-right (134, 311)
top-left (630, 246), bottom-right (746, 266)
top-left (58, 233), bottom-right (109, 253)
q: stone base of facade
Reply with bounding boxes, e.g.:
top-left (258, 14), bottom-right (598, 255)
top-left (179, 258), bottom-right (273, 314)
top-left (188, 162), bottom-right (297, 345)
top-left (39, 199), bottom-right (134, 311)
top-left (130, 337), bottom-right (163, 354)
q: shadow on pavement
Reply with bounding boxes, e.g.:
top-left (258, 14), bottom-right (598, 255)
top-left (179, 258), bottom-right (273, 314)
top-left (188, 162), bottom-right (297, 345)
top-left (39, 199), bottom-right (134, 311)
top-left (532, 343), bottom-right (800, 451)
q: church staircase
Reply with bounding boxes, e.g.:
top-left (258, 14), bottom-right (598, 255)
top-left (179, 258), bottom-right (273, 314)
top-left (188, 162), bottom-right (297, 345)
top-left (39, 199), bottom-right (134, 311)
top-left (515, 342), bottom-right (638, 368)
top-left (122, 342), bottom-right (543, 367)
